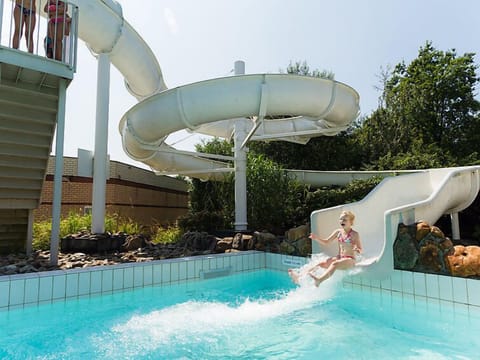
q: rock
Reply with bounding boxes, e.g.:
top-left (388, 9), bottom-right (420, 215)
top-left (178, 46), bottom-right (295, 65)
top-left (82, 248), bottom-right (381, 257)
top-left (215, 238), bottom-right (232, 253)
top-left (394, 224), bottom-right (418, 270)
top-left (285, 224), bottom-right (309, 242)
top-left (279, 241), bottom-right (295, 255)
top-left (294, 237), bottom-right (312, 257)
top-left (122, 234), bottom-right (146, 251)
top-left (232, 233), bottom-right (244, 250)
top-left (446, 245), bottom-right (480, 277)
top-left (244, 235), bottom-right (255, 250)
top-left (418, 241), bottom-right (442, 273)
top-left (253, 231), bottom-right (279, 252)
top-left (416, 221), bottom-right (431, 241)
top-left (2, 264), bottom-right (18, 274)
top-left (430, 226), bottom-right (445, 239)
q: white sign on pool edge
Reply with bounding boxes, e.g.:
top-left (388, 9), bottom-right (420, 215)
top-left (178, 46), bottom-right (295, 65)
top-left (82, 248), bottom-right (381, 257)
top-left (282, 257), bottom-right (303, 267)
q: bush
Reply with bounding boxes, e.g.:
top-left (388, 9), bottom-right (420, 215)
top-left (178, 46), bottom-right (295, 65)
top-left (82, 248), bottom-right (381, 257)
top-left (32, 212), bottom-right (143, 251)
top-left (152, 225), bottom-right (182, 244)
top-left (178, 210), bottom-right (229, 233)
top-left (304, 177), bottom-right (383, 216)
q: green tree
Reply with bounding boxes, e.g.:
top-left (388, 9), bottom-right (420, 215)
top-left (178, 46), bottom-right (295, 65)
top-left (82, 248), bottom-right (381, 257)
top-left (356, 42), bottom-right (480, 167)
top-left (185, 138), bottom-right (306, 234)
top-left (283, 60), bottom-right (334, 80)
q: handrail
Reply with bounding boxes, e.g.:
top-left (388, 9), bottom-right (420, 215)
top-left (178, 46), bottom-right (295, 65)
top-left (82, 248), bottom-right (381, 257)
top-left (0, 0), bottom-right (78, 70)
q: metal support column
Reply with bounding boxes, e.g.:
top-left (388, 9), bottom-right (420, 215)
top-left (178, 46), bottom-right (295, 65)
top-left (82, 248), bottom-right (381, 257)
top-left (50, 79), bottom-right (67, 266)
top-left (233, 60), bottom-right (248, 231)
top-left (0, 0), bottom-right (4, 41)
top-left (450, 212), bottom-right (460, 241)
top-left (91, 53), bottom-right (111, 233)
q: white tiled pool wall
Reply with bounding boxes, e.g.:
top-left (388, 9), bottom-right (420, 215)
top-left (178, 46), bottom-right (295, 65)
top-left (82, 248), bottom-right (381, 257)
top-left (2, 252), bottom-right (479, 313)
top-left (343, 270), bottom-right (480, 314)
top-left (0, 251), bottom-right (267, 310)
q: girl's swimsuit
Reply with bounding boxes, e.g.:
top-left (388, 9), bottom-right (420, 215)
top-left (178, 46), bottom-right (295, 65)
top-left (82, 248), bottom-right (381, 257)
top-left (337, 229), bottom-right (355, 259)
top-left (17, 4), bottom-right (35, 16)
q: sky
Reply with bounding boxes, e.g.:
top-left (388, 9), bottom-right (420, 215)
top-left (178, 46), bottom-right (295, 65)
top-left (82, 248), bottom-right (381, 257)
top-left (10, 0), bottom-right (480, 168)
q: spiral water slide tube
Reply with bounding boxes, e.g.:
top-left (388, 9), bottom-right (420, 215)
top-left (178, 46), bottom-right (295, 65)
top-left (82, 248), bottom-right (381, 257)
top-left (70, 0), bottom-right (360, 180)
top-left (311, 166), bottom-right (480, 280)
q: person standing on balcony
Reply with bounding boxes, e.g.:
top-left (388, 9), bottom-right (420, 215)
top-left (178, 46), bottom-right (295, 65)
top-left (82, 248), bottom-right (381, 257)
top-left (44, 0), bottom-right (71, 61)
top-left (12, 0), bottom-right (37, 53)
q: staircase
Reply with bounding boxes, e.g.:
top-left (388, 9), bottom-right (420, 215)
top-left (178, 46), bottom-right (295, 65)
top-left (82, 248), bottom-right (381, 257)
top-left (0, 53), bottom-right (72, 253)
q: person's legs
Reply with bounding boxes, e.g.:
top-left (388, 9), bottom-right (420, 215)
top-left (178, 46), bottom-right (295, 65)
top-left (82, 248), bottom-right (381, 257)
top-left (12, 6), bottom-right (22, 49)
top-left (288, 257), bottom-right (336, 285)
top-left (309, 258), bottom-right (355, 287)
top-left (24, 12), bottom-right (36, 53)
top-left (53, 22), bottom-right (65, 60)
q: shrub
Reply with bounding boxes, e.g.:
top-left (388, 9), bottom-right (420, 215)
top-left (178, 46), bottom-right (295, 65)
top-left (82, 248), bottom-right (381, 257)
top-left (32, 212), bottom-right (143, 251)
top-left (152, 225), bottom-right (182, 244)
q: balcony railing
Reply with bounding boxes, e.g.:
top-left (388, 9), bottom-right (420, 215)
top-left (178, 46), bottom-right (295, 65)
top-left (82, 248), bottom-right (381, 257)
top-left (0, 0), bottom-right (78, 69)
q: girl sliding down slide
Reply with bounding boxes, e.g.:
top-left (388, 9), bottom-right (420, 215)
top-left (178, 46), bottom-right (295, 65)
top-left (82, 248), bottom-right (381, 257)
top-left (288, 210), bottom-right (362, 287)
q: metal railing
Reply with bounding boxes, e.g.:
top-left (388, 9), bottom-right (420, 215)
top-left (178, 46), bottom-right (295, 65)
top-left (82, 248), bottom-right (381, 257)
top-left (0, 0), bottom-right (78, 69)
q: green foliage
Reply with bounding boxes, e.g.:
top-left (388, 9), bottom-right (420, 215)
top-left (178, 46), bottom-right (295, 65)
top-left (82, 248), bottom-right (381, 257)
top-left (249, 132), bottom-right (364, 171)
top-left (367, 140), bottom-right (454, 170)
top-left (178, 210), bottom-right (231, 232)
top-left (283, 60), bottom-right (334, 80)
top-left (245, 153), bottom-right (305, 233)
top-left (32, 213), bottom-right (143, 251)
top-left (355, 41), bottom-right (480, 167)
top-left (32, 221), bottom-right (52, 251)
top-left (152, 225), bottom-right (182, 245)
top-left (304, 177), bottom-right (383, 215)
top-left (186, 139), bottom-right (307, 234)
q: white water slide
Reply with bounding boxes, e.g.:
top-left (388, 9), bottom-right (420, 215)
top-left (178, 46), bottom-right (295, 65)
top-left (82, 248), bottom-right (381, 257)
top-left (71, 0), bottom-right (359, 180)
top-left (311, 167), bottom-right (480, 279)
top-left (72, 1), bottom-right (480, 279)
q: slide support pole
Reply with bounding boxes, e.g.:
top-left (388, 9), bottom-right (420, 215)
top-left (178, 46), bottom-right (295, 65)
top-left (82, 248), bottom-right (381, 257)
top-left (233, 60), bottom-right (248, 231)
top-left (50, 79), bottom-right (67, 266)
top-left (92, 53), bottom-right (111, 233)
top-left (450, 212), bottom-right (460, 241)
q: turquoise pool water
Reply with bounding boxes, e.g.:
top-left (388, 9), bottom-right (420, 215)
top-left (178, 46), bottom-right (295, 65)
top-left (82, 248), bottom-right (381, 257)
top-left (0, 269), bottom-right (479, 359)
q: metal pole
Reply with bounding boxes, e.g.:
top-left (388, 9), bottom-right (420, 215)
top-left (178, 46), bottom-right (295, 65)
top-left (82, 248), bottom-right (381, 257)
top-left (233, 60), bottom-right (248, 231)
top-left (0, 0), bottom-right (4, 42)
top-left (450, 212), bottom-right (460, 241)
top-left (50, 79), bottom-right (67, 266)
top-left (91, 53), bottom-right (110, 233)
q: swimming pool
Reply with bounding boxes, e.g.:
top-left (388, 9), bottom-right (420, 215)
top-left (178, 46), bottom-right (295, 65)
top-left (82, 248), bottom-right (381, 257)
top-left (1, 267), bottom-right (479, 359)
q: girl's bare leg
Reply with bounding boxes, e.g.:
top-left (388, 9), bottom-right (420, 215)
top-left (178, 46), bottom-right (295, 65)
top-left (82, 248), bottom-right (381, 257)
top-left (25, 13), bottom-right (36, 53)
top-left (54, 23), bottom-right (65, 61)
top-left (309, 258), bottom-right (355, 287)
top-left (12, 7), bottom-right (22, 49)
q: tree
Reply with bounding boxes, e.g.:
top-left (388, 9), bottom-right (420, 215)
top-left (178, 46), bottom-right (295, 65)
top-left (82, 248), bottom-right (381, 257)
top-left (356, 42), bottom-right (480, 167)
top-left (185, 138), bottom-right (305, 234)
top-left (283, 60), bottom-right (334, 80)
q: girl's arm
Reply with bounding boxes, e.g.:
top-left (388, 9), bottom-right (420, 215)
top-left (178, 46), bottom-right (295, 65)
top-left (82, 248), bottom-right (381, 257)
top-left (353, 233), bottom-right (363, 253)
top-left (309, 229), bottom-right (339, 245)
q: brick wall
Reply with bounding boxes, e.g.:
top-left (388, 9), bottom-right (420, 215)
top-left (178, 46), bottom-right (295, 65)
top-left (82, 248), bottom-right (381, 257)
top-left (34, 156), bottom-right (189, 226)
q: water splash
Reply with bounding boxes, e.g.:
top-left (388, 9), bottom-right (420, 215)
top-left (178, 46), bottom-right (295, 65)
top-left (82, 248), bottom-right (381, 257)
top-left (94, 265), bottom-right (345, 357)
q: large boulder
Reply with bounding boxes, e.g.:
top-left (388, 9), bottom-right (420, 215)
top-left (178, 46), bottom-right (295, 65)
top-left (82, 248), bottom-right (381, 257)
top-left (285, 224), bottom-right (309, 242)
top-left (446, 245), bottom-right (480, 277)
top-left (394, 224), bottom-right (419, 270)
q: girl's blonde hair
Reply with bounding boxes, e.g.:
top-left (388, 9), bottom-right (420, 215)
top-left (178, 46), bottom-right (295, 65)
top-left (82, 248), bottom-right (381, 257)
top-left (340, 210), bottom-right (355, 224)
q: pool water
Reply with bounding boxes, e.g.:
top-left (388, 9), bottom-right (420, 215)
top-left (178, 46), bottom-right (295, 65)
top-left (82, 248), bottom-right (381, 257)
top-left (0, 269), bottom-right (479, 359)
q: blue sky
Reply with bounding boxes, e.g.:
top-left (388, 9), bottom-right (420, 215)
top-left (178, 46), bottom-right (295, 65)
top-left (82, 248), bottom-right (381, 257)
top-left (64, 0), bottom-right (480, 167)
